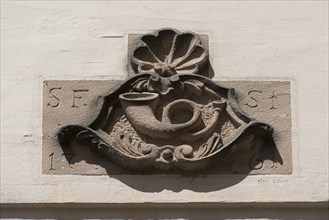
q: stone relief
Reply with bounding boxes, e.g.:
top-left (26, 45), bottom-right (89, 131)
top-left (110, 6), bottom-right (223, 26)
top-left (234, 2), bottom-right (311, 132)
top-left (57, 28), bottom-right (280, 173)
top-left (131, 29), bottom-right (208, 76)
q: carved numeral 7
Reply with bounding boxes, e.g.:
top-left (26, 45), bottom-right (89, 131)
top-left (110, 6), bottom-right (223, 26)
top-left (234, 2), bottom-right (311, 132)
top-left (61, 152), bottom-right (76, 164)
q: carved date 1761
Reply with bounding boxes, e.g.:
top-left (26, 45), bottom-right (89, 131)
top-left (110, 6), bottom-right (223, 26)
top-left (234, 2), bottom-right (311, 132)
top-left (55, 28), bottom-right (282, 173)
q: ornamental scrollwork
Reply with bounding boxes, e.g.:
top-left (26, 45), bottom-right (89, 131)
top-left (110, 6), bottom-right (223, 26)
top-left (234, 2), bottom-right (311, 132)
top-left (57, 28), bottom-right (276, 173)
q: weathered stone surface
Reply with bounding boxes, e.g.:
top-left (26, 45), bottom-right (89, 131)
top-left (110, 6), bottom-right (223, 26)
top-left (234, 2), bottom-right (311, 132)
top-left (45, 28), bottom-right (280, 174)
top-left (43, 80), bottom-right (291, 175)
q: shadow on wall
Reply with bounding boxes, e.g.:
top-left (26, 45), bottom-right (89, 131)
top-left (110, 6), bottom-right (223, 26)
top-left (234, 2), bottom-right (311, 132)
top-left (112, 140), bottom-right (281, 193)
top-left (55, 27), bottom-right (282, 192)
top-left (56, 68), bottom-right (282, 192)
top-left (59, 130), bottom-right (282, 193)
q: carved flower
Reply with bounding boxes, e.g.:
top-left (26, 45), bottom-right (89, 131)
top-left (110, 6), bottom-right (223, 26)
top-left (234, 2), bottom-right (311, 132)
top-left (131, 29), bottom-right (208, 77)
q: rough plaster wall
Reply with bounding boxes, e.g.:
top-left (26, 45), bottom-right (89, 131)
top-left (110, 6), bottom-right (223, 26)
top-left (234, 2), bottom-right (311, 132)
top-left (1, 1), bottom-right (328, 219)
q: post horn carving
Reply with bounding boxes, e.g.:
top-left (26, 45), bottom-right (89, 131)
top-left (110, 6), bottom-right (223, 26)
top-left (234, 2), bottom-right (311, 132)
top-left (58, 28), bottom-right (275, 172)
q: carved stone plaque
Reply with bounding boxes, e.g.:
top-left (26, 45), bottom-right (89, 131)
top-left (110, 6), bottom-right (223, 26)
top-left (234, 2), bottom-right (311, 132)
top-left (42, 80), bottom-right (291, 175)
top-left (42, 28), bottom-right (292, 175)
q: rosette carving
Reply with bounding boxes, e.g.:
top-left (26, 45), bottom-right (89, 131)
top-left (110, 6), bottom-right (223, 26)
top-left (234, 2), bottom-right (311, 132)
top-left (131, 29), bottom-right (208, 76)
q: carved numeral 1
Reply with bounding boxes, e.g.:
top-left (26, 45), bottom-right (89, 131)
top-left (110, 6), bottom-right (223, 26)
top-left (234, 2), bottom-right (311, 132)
top-left (48, 153), bottom-right (55, 170)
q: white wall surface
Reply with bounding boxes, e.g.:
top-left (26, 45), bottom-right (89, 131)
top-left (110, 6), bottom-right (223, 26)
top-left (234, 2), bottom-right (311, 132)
top-left (1, 1), bottom-right (328, 219)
